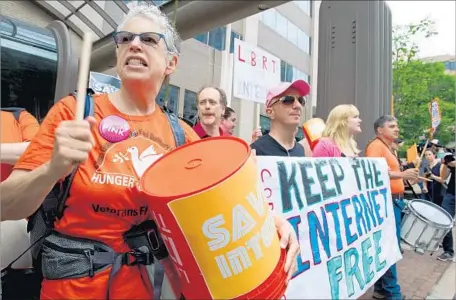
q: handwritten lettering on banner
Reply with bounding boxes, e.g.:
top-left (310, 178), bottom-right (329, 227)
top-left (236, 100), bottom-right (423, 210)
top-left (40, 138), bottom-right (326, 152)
top-left (257, 157), bottom-right (403, 299)
top-left (233, 39), bottom-right (281, 104)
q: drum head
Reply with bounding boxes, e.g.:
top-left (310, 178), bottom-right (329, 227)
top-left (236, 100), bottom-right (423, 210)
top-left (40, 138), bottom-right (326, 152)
top-left (409, 199), bottom-right (453, 227)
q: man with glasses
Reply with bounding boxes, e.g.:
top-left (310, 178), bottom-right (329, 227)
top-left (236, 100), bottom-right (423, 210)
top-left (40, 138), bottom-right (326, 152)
top-left (251, 80), bottom-right (310, 157)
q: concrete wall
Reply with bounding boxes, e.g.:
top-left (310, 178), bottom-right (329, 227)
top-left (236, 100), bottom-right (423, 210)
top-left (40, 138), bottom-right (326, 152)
top-left (0, 1), bottom-right (82, 53)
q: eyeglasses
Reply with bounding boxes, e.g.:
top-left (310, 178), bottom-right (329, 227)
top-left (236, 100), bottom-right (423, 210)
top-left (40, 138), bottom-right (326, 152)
top-left (270, 95), bottom-right (306, 107)
top-left (113, 31), bottom-right (168, 49)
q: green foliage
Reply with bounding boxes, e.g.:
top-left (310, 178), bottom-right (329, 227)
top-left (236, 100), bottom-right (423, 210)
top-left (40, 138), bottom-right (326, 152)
top-left (393, 18), bottom-right (455, 148)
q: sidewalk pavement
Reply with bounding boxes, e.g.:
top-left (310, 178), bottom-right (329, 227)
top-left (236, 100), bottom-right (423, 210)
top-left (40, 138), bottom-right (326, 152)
top-left (360, 227), bottom-right (456, 300)
top-left (427, 261), bottom-right (455, 300)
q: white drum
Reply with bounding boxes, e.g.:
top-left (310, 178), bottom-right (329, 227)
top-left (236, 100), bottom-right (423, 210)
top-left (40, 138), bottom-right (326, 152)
top-left (401, 199), bottom-right (454, 254)
top-left (1, 219), bottom-right (33, 269)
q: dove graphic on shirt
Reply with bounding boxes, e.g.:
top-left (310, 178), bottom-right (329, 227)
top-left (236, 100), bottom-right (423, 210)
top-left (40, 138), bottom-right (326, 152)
top-left (126, 145), bottom-right (162, 178)
top-left (90, 136), bottom-right (166, 188)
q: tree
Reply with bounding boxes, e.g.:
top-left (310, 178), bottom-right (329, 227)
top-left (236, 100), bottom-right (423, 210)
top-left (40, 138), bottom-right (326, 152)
top-left (393, 18), bottom-right (456, 149)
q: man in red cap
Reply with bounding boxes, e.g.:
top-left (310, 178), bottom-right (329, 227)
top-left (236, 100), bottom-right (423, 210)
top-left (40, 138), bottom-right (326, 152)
top-left (251, 79), bottom-right (310, 156)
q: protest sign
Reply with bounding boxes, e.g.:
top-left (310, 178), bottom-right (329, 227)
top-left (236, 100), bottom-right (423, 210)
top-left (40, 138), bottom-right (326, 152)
top-left (89, 72), bottom-right (121, 94)
top-left (233, 39), bottom-right (281, 104)
top-left (428, 98), bottom-right (441, 131)
top-left (257, 156), bottom-right (403, 299)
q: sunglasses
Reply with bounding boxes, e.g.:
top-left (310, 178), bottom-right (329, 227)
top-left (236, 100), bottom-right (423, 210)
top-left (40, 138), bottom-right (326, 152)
top-left (113, 31), bottom-right (168, 49)
top-left (270, 95), bottom-right (306, 107)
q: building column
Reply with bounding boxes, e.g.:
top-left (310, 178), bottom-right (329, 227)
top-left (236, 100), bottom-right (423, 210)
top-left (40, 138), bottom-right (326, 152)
top-left (220, 24), bottom-right (233, 106)
top-left (237, 15), bottom-right (260, 142)
top-left (310, 0), bottom-right (322, 119)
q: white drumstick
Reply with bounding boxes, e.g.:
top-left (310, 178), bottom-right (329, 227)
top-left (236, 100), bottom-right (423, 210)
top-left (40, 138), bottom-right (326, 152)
top-left (75, 32), bottom-right (93, 121)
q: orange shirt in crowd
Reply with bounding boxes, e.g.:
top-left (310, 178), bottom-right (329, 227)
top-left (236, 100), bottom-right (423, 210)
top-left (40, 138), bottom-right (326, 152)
top-left (1, 110), bottom-right (40, 181)
top-left (14, 94), bottom-right (200, 299)
top-left (365, 138), bottom-right (405, 194)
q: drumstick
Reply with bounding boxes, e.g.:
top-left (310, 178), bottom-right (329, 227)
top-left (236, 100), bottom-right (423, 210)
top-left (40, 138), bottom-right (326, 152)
top-left (418, 176), bottom-right (432, 182)
top-left (75, 32), bottom-right (94, 121)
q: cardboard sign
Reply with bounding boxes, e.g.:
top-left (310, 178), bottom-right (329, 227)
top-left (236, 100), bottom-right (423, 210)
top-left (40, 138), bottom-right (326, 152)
top-left (233, 39), bottom-right (281, 104)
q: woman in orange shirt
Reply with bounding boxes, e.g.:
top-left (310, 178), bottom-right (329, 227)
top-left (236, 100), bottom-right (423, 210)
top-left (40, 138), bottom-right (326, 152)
top-left (1, 4), bottom-right (299, 299)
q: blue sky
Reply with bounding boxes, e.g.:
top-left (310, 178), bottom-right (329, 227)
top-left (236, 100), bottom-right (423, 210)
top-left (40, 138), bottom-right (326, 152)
top-left (387, 1), bottom-right (455, 58)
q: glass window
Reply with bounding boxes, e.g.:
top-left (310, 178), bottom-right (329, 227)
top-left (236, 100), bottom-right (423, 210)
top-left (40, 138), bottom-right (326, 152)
top-left (275, 12), bottom-right (288, 38)
top-left (168, 85), bottom-right (179, 113)
top-left (183, 90), bottom-right (198, 124)
top-left (281, 61), bottom-right (310, 84)
top-left (230, 31), bottom-right (242, 54)
top-left (283, 63), bottom-right (294, 82)
top-left (208, 26), bottom-right (226, 51)
top-left (157, 84), bottom-right (180, 113)
top-left (287, 21), bottom-right (299, 46)
top-left (292, 68), bottom-right (299, 81)
top-left (295, 1), bottom-right (311, 17)
top-left (261, 9), bottom-right (276, 29)
top-left (260, 115), bottom-right (271, 133)
top-left (297, 29), bottom-right (311, 54)
top-left (152, 0), bottom-right (168, 6)
top-left (280, 61), bottom-right (287, 82)
top-left (296, 128), bottom-right (304, 140)
top-left (1, 16), bottom-right (57, 122)
top-left (295, 69), bottom-right (310, 83)
top-left (309, 36), bottom-right (312, 56)
top-left (194, 32), bottom-right (208, 44)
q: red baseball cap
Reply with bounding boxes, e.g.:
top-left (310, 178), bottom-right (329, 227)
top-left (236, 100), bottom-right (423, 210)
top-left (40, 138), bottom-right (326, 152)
top-left (265, 80), bottom-right (311, 108)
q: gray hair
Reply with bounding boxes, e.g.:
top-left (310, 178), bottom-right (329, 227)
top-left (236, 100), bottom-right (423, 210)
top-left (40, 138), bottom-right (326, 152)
top-left (196, 85), bottom-right (228, 107)
top-left (374, 115), bottom-right (397, 133)
top-left (117, 3), bottom-right (181, 56)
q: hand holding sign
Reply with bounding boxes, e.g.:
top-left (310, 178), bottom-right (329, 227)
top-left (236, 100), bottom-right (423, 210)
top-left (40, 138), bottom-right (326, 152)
top-left (49, 33), bottom-right (96, 179)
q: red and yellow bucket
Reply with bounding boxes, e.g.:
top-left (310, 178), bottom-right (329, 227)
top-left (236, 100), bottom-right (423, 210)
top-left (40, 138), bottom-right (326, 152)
top-left (141, 136), bottom-right (286, 299)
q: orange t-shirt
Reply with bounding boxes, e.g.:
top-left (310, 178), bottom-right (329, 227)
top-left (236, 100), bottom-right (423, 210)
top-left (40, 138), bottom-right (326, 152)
top-left (1, 110), bottom-right (40, 181)
top-left (14, 94), bottom-right (200, 299)
top-left (365, 139), bottom-right (404, 194)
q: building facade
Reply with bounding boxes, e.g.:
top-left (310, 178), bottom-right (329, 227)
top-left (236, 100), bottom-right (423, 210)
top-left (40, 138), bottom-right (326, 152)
top-left (421, 54), bottom-right (456, 75)
top-left (1, 0), bottom-right (317, 141)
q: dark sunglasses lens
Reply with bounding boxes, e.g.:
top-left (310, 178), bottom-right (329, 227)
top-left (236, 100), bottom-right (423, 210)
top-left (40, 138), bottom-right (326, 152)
top-left (281, 96), bottom-right (294, 105)
top-left (282, 96), bottom-right (295, 104)
top-left (115, 32), bottom-right (134, 44)
top-left (282, 96), bottom-right (306, 105)
top-left (140, 33), bottom-right (161, 45)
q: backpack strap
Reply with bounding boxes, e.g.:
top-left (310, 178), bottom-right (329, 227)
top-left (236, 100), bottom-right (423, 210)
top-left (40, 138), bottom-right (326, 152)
top-left (1, 107), bottom-right (25, 122)
top-left (53, 91), bottom-right (95, 219)
top-left (70, 89), bottom-right (95, 120)
top-left (163, 109), bottom-right (185, 147)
